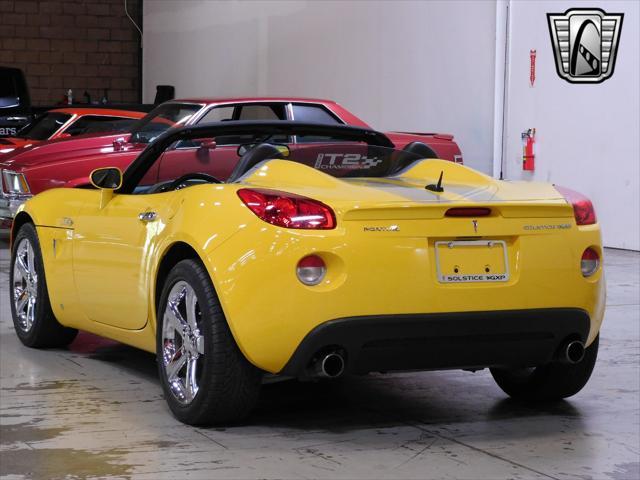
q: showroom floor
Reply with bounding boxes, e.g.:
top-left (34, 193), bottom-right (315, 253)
top-left (0, 238), bottom-right (638, 480)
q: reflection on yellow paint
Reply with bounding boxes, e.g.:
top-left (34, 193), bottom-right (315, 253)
top-left (19, 157), bottom-right (604, 373)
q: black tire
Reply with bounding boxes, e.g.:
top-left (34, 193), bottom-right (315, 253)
top-left (10, 223), bottom-right (78, 348)
top-left (156, 259), bottom-right (262, 425)
top-left (490, 335), bottom-right (599, 401)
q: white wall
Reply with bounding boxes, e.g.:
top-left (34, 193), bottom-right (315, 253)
top-left (143, 0), bottom-right (639, 250)
top-left (142, 0), bottom-right (497, 173)
top-left (503, 0), bottom-right (639, 250)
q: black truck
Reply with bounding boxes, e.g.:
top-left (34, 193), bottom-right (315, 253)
top-left (0, 66), bottom-right (45, 136)
top-left (1, 66), bottom-right (170, 137)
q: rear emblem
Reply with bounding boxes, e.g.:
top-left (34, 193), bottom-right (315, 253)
top-left (472, 220), bottom-right (478, 233)
top-left (363, 225), bottom-right (400, 232)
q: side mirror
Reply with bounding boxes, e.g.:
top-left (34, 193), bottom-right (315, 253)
top-left (90, 167), bottom-right (122, 190)
top-left (196, 138), bottom-right (217, 150)
top-left (113, 137), bottom-right (126, 151)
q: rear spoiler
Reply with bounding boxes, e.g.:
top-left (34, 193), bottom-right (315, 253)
top-left (393, 131), bottom-right (455, 141)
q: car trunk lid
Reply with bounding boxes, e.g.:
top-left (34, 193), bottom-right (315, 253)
top-left (242, 158), bottom-right (575, 286)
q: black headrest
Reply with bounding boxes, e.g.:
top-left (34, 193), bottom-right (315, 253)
top-left (227, 143), bottom-right (284, 182)
top-left (389, 141), bottom-right (438, 175)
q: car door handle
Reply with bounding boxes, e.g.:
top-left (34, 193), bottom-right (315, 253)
top-left (138, 211), bottom-right (158, 222)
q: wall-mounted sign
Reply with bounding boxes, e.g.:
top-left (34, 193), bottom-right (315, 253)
top-left (530, 49), bottom-right (537, 87)
top-left (547, 8), bottom-right (623, 84)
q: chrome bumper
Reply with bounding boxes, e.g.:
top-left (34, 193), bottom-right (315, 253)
top-left (0, 194), bottom-right (31, 225)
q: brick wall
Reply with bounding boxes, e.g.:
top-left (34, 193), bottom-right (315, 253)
top-left (0, 0), bottom-right (141, 106)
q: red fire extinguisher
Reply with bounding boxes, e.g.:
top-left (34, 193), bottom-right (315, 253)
top-left (522, 128), bottom-right (535, 171)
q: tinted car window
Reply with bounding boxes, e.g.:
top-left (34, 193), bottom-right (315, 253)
top-left (291, 104), bottom-right (344, 143)
top-left (236, 105), bottom-right (287, 143)
top-left (17, 112), bottom-right (72, 140)
top-left (130, 103), bottom-right (202, 144)
top-left (292, 104), bottom-right (341, 124)
top-left (238, 104), bottom-right (285, 120)
top-left (63, 115), bottom-right (136, 136)
top-left (197, 104), bottom-right (287, 124)
top-left (175, 107), bottom-right (235, 148)
top-left (0, 67), bottom-right (27, 109)
top-left (84, 118), bottom-right (139, 134)
top-left (197, 104), bottom-right (288, 145)
top-left (198, 106), bottom-right (234, 123)
top-left (0, 75), bottom-right (18, 99)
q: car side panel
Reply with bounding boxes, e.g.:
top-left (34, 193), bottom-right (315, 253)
top-left (35, 225), bottom-right (85, 327)
top-left (16, 189), bottom-right (91, 330)
top-left (18, 185), bottom-right (259, 354)
top-left (155, 146), bottom-right (240, 183)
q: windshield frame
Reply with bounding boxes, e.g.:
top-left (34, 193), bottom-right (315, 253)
top-left (128, 102), bottom-right (205, 144)
top-left (17, 112), bottom-right (74, 140)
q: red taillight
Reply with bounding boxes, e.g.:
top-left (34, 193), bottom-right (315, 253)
top-left (555, 186), bottom-right (597, 225)
top-left (296, 255), bottom-right (327, 285)
top-left (237, 188), bottom-right (336, 229)
top-left (445, 207), bottom-right (491, 217)
top-left (581, 247), bottom-right (600, 277)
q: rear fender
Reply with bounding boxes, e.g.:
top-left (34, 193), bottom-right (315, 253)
top-left (385, 132), bottom-right (462, 162)
top-left (10, 210), bottom-right (34, 249)
top-left (145, 186), bottom-right (260, 352)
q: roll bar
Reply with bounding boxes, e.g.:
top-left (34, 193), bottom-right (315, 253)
top-left (119, 121), bottom-right (394, 193)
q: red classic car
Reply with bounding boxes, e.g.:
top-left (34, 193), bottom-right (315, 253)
top-left (0, 107), bottom-right (146, 156)
top-left (0, 97), bottom-right (462, 225)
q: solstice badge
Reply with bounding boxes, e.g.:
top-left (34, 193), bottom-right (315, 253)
top-left (547, 8), bottom-right (623, 84)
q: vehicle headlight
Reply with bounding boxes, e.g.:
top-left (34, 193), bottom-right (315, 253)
top-left (2, 170), bottom-right (30, 195)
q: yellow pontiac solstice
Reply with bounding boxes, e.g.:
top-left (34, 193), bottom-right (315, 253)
top-left (9, 122), bottom-right (605, 425)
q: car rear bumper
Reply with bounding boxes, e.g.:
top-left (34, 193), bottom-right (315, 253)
top-left (279, 308), bottom-right (590, 377)
top-left (204, 205), bottom-right (605, 374)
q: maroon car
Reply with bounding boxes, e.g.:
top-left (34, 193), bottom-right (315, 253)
top-left (0, 97), bottom-right (462, 225)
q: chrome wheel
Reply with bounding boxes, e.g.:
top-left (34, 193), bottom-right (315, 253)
top-left (161, 281), bottom-right (205, 405)
top-left (12, 238), bottom-right (38, 333)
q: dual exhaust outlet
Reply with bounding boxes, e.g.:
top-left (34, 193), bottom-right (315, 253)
top-left (559, 339), bottom-right (586, 364)
top-left (306, 339), bottom-right (585, 379)
top-left (309, 350), bottom-right (345, 379)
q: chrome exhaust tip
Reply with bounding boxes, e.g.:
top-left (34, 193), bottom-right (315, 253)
top-left (563, 340), bottom-right (586, 364)
top-left (310, 351), bottom-right (345, 378)
top-left (321, 353), bottom-right (345, 378)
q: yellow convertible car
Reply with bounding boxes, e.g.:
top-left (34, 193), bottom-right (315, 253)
top-left (9, 122), bottom-right (605, 425)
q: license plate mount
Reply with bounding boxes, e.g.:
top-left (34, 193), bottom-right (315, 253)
top-left (435, 240), bottom-right (510, 283)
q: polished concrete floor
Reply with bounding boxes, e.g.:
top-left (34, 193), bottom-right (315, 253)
top-left (0, 238), bottom-right (638, 480)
